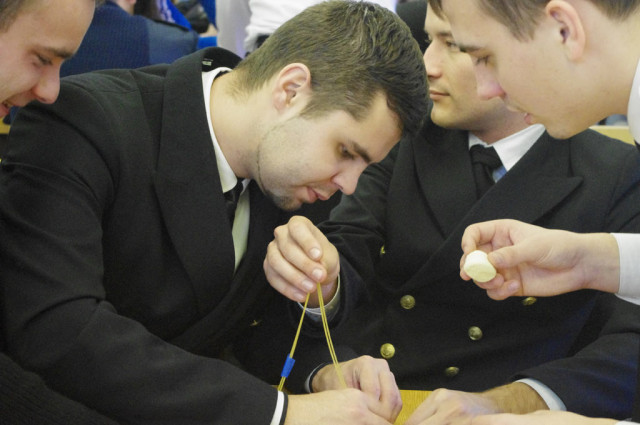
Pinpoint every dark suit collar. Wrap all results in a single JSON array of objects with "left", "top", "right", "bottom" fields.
[
  {"left": 474, "top": 131, "right": 582, "bottom": 224},
  {"left": 413, "top": 119, "right": 476, "bottom": 237},
  {"left": 153, "top": 48, "right": 247, "bottom": 314},
  {"left": 407, "top": 129, "right": 582, "bottom": 289},
  {"left": 156, "top": 48, "right": 241, "bottom": 185}
]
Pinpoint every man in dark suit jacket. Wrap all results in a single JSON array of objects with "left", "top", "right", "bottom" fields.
[
  {"left": 0, "top": 2, "right": 427, "bottom": 424},
  {"left": 262, "top": 3, "right": 640, "bottom": 422},
  {"left": 0, "top": 0, "right": 119, "bottom": 423}
]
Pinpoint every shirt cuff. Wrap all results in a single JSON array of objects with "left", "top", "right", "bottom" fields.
[
  {"left": 612, "top": 233, "right": 640, "bottom": 305},
  {"left": 516, "top": 378, "right": 566, "bottom": 411},
  {"left": 303, "top": 362, "right": 332, "bottom": 393},
  {"left": 299, "top": 275, "right": 341, "bottom": 322},
  {"left": 270, "top": 391, "right": 286, "bottom": 425}
]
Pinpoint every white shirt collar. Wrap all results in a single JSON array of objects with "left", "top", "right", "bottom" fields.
[
  {"left": 468, "top": 124, "right": 545, "bottom": 171},
  {"left": 201, "top": 67, "right": 248, "bottom": 193},
  {"left": 628, "top": 57, "right": 640, "bottom": 142}
]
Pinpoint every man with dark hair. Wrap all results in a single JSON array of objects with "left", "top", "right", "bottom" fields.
[
  {"left": 423, "top": 0, "right": 640, "bottom": 424},
  {"left": 0, "top": 2, "right": 427, "bottom": 424},
  {"left": 263, "top": 2, "right": 640, "bottom": 425}
]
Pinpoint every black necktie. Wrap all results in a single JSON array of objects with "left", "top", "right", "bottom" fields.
[
  {"left": 469, "top": 145, "right": 502, "bottom": 198},
  {"left": 224, "top": 180, "right": 243, "bottom": 224}
]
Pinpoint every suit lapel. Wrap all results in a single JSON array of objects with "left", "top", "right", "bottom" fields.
[
  {"left": 170, "top": 182, "right": 284, "bottom": 353},
  {"left": 413, "top": 121, "right": 477, "bottom": 237},
  {"left": 405, "top": 132, "right": 583, "bottom": 290},
  {"left": 153, "top": 49, "right": 242, "bottom": 315}
]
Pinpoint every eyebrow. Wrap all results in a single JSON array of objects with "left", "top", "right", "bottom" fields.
[
  {"left": 424, "top": 28, "right": 452, "bottom": 39},
  {"left": 350, "top": 141, "right": 373, "bottom": 164},
  {"left": 457, "top": 44, "right": 482, "bottom": 54},
  {"left": 436, "top": 30, "right": 453, "bottom": 38},
  {"left": 43, "top": 46, "right": 76, "bottom": 61}
]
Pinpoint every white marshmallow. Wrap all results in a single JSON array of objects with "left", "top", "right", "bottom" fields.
[{"left": 463, "top": 250, "right": 497, "bottom": 283}]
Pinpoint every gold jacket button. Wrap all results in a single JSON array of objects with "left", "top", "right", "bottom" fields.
[
  {"left": 522, "top": 297, "right": 537, "bottom": 306},
  {"left": 379, "top": 245, "right": 386, "bottom": 257},
  {"left": 380, "top": 343, "right": 396, "bottom": 359},
  {"left": 468, "top": 326, "right": 483, "bottom": 341},
  {"left": 444, "top": 366, "right": 460, "bottom": 377},
  {"left": 400, "top": 295, "right": 416, "bottom": 310}
]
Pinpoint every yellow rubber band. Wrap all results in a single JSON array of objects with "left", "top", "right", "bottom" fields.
[
  {"left": 277, "top": 283, "right": 346, "bottom": 391},
  {"left": 317, "top": 282, "right": 346, "bottom": 388},
  {"left": 277, "top": 295, "right": 309, "bottom": 391}
]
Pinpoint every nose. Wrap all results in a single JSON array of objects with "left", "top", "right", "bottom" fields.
[
  {"left": 423, "top": 43, "right": 442, "bottom": 80},
  {"left": 333, "top": 163, "right": 367, "bottom": 196},
  {"left": 32, "top": 65, "right": 62, "bottom": 104},
  {"left": 474, "top": 65, "right": 505, "bottom": 100}
]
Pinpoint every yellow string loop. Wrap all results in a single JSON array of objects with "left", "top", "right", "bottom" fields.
[{"left": 277, "top": 282, "right": 346, "bottom": 391}]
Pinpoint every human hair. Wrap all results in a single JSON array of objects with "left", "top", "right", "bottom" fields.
[
  {"left": 134, "top": 0, "right": 161, "bottom": 20},
  {"left": 0, "top": 0, "right": 39, "bottom": 32},
  {"left": 0, "top": 0, "right": 104, "bottom": 33},
  {"left": 232, "top": 0, "right": 428, "bottom": 140},
  {"left": 428, "top": 0, "right": 640, "bottom": 40}
]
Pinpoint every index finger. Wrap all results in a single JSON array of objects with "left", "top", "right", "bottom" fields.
[
  {"left": 460, "top": 220, "right": 501, "bottom": 255},
  {"left": 356, "top": 365, "right": 402, "bottom": 420},
  {"left": 286, "top": 215, "right": 324, "bottom": 261},
  {"left": 460, "top": 221, "right": 502, "bottom": 275},
  {"left": 362, "top": 389, "right": 400, "bottom": 425},
  {"left": 377, "top": 371, "right": 402, "bottom": 422}
]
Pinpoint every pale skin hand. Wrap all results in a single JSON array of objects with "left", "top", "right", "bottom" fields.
[
  {"left": 471, "top": 411, "right": 617, "bottom": 425},
  {"left": 404, "top": 383, "right": 547, "bottom": 425},
  {"left": 459, "top": 219, "right": 620, "bottom": 300},
  {"left": 311, "top": 356, "right": 403, "bottom": 423},
  {"left": 285, "top": 388, "right": 396, "bottom": 425},
  {"left": 264, "top": 215, "right": 340, "bottom": 306}
]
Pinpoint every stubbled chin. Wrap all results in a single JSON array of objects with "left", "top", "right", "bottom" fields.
[
  {"left": 267, "top": 192, "right": 302, "bottom": 211},
  {"left": 280, "top": 200, "right": 304, "bottom": 211}
]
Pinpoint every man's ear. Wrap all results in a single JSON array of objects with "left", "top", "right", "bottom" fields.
[
  {"left": 545, "top": 0, "right": 586, "bottom": 61},
  {"left": 272, "top": 63, "right": 312, "bottom": 112}
]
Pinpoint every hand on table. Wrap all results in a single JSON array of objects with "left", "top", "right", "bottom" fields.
[
  {"left": 471, "top": 411, "right": 617, "bottom": 425},
  {"left": 459, "top": 219, "right": 620, "bottom": 300},
  {"left": 311, "top": 356, "right": 402, "bottom": 422},
  {"left": 403, "top": 388, "right": 500, "bottom": 425},
  {"left": 286, "top": 387, "right": 399, "bottom": 425},
  {"left": 264, "top": 215, "right": 340, "bottom": 306},
  {"left": 404, "top": 383, "right": 547, "bottom": 425}
]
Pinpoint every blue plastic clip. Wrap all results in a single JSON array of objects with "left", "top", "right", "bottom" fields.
[{"left": 280, "top": 354, "right": 296, "bottom": 378}]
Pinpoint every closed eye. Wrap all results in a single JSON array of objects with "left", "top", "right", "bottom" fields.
[
  {"left": 36, "top": 54, "right": 52, "bottom": 66},
  {"left": 340, "top": 145, "right": 356, "bottom": 160},
  {"left": 474, "top": 55, "right": 489, "bottom": 65},
  {"left": 445, "top": 40, "right": 460, "bottom": 51}
]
